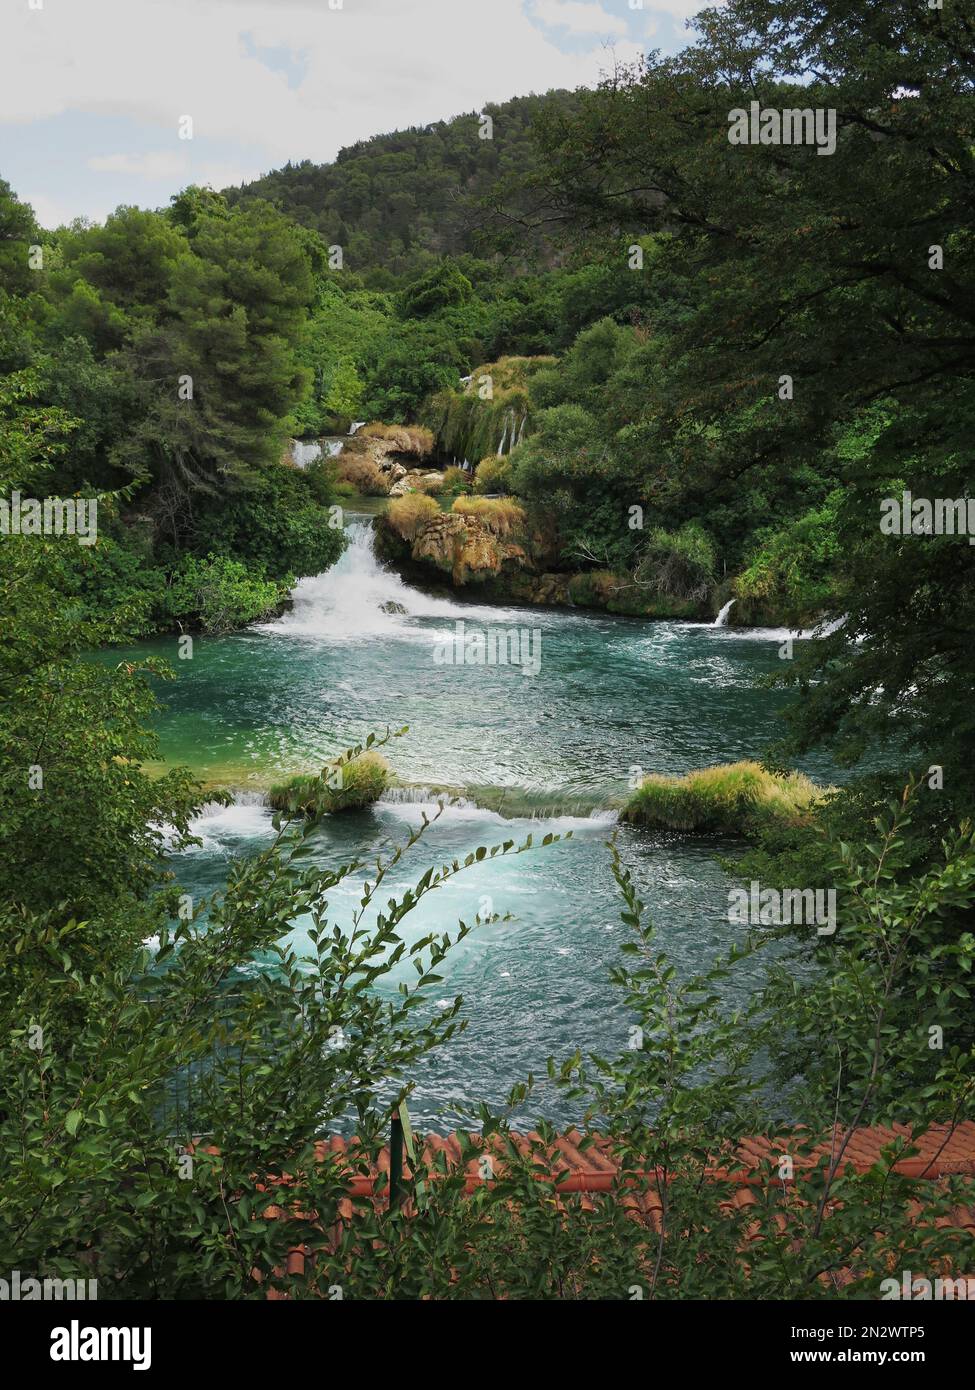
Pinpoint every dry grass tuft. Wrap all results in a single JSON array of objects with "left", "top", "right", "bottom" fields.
[
  {"left": 386, "top": 493, "right": 441, "bottom": 541},
  {"left": 451, "top": 495, "right": 526, "bottom": 538}
]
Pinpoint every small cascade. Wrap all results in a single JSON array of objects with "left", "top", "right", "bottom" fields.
[
  {"left": 348, "top": 421, "right": 366, "bottom": 436},
  {"left": 712, "top": 599, "right": 736, "bottom": 627},
  {"left": 291, "top": 439, "right": 322, "bottom": 468},
  {"left": 379, "top": 786, "right": 473, "bottom": 808},
  {"left": 292, "top": 438, "right": 345, "bottom": 468},
  {"left": 497, "top": 417, "right": 509, "bottom": 457}
]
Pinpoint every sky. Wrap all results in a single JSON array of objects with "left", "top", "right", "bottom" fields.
[{"left": 0, "top": 0, "right": 706, "bottom": 228}]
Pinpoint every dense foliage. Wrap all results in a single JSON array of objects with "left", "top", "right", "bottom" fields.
[
  {"left": 0, "top": 181, "right": 345, "bottom": 635},
  {"left": 0, "top": 0, "right": 972, "bottom": 1302}
]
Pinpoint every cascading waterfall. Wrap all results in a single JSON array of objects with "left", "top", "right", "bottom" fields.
[
  {"left": 259, "top": 518, "right": 523, "bottom": 641},
  {"left": 713, "top": 599, "right": 736, "bottom": 627}
]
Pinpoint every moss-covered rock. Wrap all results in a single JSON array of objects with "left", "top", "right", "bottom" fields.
[
  {"left": 621, "top": 761, "right": 828, "bottom": 835},
  {"left": 268, "top": 751, "right": 390, "bottom": 818}
]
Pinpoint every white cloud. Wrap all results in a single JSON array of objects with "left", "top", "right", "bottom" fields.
[
  {"left": 88, "top": 152, "right": 190, "bottom": 179},
  {"left": 18, "top": 191, "right": 78, "bottom": 230},
  {"left": 0, "top": 0, "right": 645, "bottom": 163},
  {"left": 528, "top": 1, "right": 628, "bottom": 38}
]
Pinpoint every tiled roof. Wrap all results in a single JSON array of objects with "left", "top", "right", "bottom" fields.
[
  {"left": 243, "top": 1122, "right": 975, "bottom": 1294},
  {"left": 306, "top": 1120, "right": 975, "bottom": 1195}
]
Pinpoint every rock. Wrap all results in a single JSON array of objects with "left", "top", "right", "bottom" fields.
[
  {"left": 411, "top": 513, "right": 502, "bottom": 585},
  {"left": 379, "top": 600, "right": 407, "bottom": 615},
  {"left": 388, "top": 481, "right": 410, "bottom": 497}
]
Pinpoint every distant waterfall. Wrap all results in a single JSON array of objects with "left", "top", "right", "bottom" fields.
[
  {"left": 291, "top": 438, "right": 345, "bottom": 468},
  {"left": 291, "top": 439, "right": 322, "bottom": 467},
  {"left": 713, "top": 599, "right": 736, "bottom": 627}
]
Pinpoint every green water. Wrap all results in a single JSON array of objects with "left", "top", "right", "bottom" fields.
[{"left": 141, "top": 518, "right": 831, "bottom": 1128}]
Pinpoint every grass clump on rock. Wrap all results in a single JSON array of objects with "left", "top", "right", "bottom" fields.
[
  {"left": 621, "top": 761, "right": 826, "bottom": 835},
  {"left": 386, "top": 493, "right": 440, "bottom": 542},
  {"left": 268, "top": 750, "right": 390, "bottom": 818},
  {"left": 451, "top": 495, "right": 525, "bottom": 537}
]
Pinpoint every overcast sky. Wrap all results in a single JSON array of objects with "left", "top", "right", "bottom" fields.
[{"left": 0, "top": 0, "right": 705, "bottom": 228}]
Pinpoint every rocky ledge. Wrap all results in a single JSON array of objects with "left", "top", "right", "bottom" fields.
[{"left": 375, "top": 511, "right": 707, "bottom": 619}]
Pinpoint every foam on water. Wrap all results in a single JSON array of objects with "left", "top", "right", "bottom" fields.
[
  {"left": 258, "top": 520, "right": 528, "bottom": 642},
  {"left": 182, "top": 798, "right": 273, "bottom": 852}
]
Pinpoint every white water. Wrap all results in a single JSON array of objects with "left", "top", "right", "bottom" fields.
[
  {"left": 291, "top": 437, "right": 345, "bottom": 468},
  {"left": 258, "top": 519, "right": 526, "bottom": 642},
  {"left": 713, "top": 598, "right": 736, "bottom": 626}
]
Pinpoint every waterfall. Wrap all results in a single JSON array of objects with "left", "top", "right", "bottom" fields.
[
  {"left": 713, "top": 599, "right": 736, "bottom": 627},
  {"left": 258, "top": 519, "right": 524, "bottom": 642},
  {"left": 497, "top": 417, "right": 508, "bottom": 457},
  {"left": 291, "top": 439, "right": 322, "bottom": 468},
  {"left": 348, "top": 421, "right": 366, "bottom": 436},
  {"left": 292, "top": 438, "right": 345, "bottom": 468}
]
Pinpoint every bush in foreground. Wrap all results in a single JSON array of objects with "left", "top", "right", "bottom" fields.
[{"left": 621, "top": 760, "right": 827, "bottom": 834}]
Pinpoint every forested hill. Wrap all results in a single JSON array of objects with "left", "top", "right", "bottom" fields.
[{"left": 223, "top": 90, "right": 576, "bottom": 280}]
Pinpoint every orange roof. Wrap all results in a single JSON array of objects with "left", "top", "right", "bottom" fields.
[
  {"left": 246, "top": 1122, "right": 975, "bottom": 1295},
  {"left": 304, "top": 1120, "right": 975, "bottom": 1192}
]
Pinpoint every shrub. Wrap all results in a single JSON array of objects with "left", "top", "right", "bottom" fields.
[
  {"left": 268, "top": 750, "right": 391, "bottom": 817},
  {"left": 621, "top": 761, "right": 827, "bottom": 834},
  {"left": 192, "top": 463, "right": 346, "bottom": 581},
  {"left": 386, "top": 493, "right": 440, "bottom": 542},
  {"left": 451, "top": 495, "right": 526, "bottom": 538},
  {"left": 337, "top": 455, "right": 389, "bottom": 496},
  {"left": 634, "top": 523, "right": 716, "bottom": 604},
  {"left": 357, "top": 422, "right": 434, "bottom": 458},
  {"left": 441, "top": 465, "right": 469, "bottom": 495},
  {"left": 473, "top": 455, "right": 512, "bottom": 495},
  {"left": 164, "top": 554, "right": 283, "bottom": 634},
  {"left": 733, "top": 493, "right": 843, "bottom": 624},
  {"left": 413, "top": 473, "right": 444, "bottom": 496}
]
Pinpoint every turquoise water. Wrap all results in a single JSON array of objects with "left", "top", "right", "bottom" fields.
[{"left": 143, "top": 518, "right": 832, "bottom": 1128}]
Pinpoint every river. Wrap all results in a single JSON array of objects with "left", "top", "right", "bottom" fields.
[{"left": 143, "top": 511, "right": 833, "bottom": 1129}]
